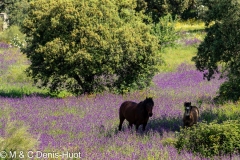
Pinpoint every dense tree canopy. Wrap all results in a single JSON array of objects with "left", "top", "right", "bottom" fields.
[
  {"left": 192, "top": 0, "right": 240, "bottom": 102},
  {"left": 0, "top": 0, "right": 13, "bottom": 12},
  {"left": 21, "top": 0, "right": 162, "bottom": 95},
  {"left": 137, "top": 0, "right": 195, "bottom": 23},
  {"left": 1, "top": 0, "right": 201, "bottom": 27},
  {"left": 0, "top": 0, "right": 30, "bottom": 26}
]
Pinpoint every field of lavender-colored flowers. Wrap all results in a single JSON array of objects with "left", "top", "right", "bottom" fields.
[{"left": 1, "top": 41, "right": 239, "bottom": 160}]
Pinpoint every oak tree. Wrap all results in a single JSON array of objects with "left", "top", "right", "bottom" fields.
[
  {"left": 192, "top": 0, "right": 240, "bottom": 102},
  {"left": 21, "top": 0, "right": 162, "bottom": 95}
]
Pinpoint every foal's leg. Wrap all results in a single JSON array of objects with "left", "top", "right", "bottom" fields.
[{"left": 118, "top": 114, "right": 125, "bottom": 131}]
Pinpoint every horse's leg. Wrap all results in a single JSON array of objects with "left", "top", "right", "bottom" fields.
[
  {"left": 118, "top": 114, "right": 125, "bottom": 131},
  {"left": 128, "top": 123, "right": 133, "bottom": 129},
  {"left": 142, "top": 123, "right": 147, "bottom": 131},
  {"left": 135, "top": 123, "right": 140, "bottom": 131}
]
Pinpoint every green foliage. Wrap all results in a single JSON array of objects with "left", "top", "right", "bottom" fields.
[
  {"left": 0, "top": 0, "right": 30, "bottom": 26},
  {"left": 192, "top": 0, "right": 240, "bottom": 102},
  {"left": 10, "top": 35, "right": 25, "bottom": 48},
  {"left": 180, "top": 0, "right": 209, "bottom": 20},
  {"left": 21, "top": 0, "right": 161, "bottom": 95},
  {"left": 201, "top": 103, "right": 240, "bottom": 124},
  {"left": 176, "top": 120, "right": 240, "bottom": 157},
  {"left": 180, "top": 0, "right": 198, "bottom": 20},
  {"left": 200, "top": 0, "right": 239, "bottom": 25},
  {"left": 217, "top": 77, "right": 240, "bottom": 103},
  {"left": 139, "top": 0, "right": 192, "bottom": 23},
  {"left": 161, "top": 137, "right": 177, "bottom": 146},
  {"left": 216, "top": 103, "right": 240, "bottom": 122},
  {"left": 0, "top": 18, "right": 3, "bottom": 32},
  {"left": 152, "top": 14, "right": 179, "bottom": 49},
  {"left": 0, "top": 25, "right": 26, "bottom": 46},
  {"left": 0, "top": 120, "right": 39, "bottom": 159},
  {"left": 0, "top": 0, "right": 12, "bottom": 12}
]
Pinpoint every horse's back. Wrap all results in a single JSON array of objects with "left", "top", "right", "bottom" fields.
[
  {"left": 119, "top": 101, "right": 137, "bottom": 117},
  {"left": 120, "top": 101, "right": 137, "bottom": 110}
]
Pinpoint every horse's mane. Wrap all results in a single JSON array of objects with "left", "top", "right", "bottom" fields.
[
  {"left": 137, "top": 97, "right": 154, "bottom": 108},
  {"left": 137, "top": 101, "right": 143, "bottom": 108},
  {"left": 144, "top": 97, "right": 154, "bottom": 105}
]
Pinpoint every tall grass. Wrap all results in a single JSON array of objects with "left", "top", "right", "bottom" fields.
[
  {"left": 0, "top": 120, "right": 39, "bottom": 158},
  {"left": 0, "top": 106, "right": 39, "bottom": 159}
]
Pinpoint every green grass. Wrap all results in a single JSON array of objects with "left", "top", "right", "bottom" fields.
[
  {"left": 156, "top": 19, "right": 207, "bottom": 73},
  {"left": 175, "top": 19, "right": 205, "bottom": 31},
  {"left": 0, "top": 46, "right": 73, "bottom": 98},
  {"left": 158, "top": 46, "right": 197, "bottom": 72},
  {"left": 0, "top": 84, "right": 48, "bottom": 98},
  {"left": 0, "top": 83, "right": 73, "bottom": 98}
]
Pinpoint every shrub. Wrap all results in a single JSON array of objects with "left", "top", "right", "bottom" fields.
[
  {"left": 152, "top": 14, "right": 179, "bottom": 49},
  {"left": 0, "top": 25, "right": 26, "bottom": 47},
  {"left": 200, "top": 102, "right": 240, "bottom": 124},
  {"left": 175, "top": 120, "right": 240, "bottom": 158},
  {"left": 216, "top": 77, "right": 240, "bottom": 103}
]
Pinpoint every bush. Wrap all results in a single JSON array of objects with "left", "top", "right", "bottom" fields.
[
  {"left": 152, "top": 14, "right": 179, "bottom": 49},
  {"left": 200, "top": 103, "right": 240, "bottom": 124},
  {"left": 0, "top": 25, "right": 26, "bottom": 47},
  {"left": 215, "top": 77, "right": 240, "bottom": 103},
  {"left": 175, "top": 120, "right": 240, "bottom": 158}
]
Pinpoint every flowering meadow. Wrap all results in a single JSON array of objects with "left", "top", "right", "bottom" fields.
[{"left": 1, "top": 41, "right": 240, "bottom": 159}]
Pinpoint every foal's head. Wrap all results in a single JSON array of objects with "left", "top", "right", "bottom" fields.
[
  {"left": 144, "top": 97, "right": 154, "bottom": 117},
  {"left": 184, "top": 102, "right": 192, "bottom": 116}
]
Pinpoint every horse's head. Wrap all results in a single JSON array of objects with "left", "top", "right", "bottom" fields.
[
  {"left": 144, "top": 97, "right": 154, "bottom": 117},
  {"left": 184, "top": 102, "right": 192, "bottom": 116}
]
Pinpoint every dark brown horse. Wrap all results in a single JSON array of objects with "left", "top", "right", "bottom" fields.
[
  {"left": 118, "top": 97, "right": 154, "bottom": 131},
  {"left": 183, "top": 102, "right": 199, "bottom": 127}
]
